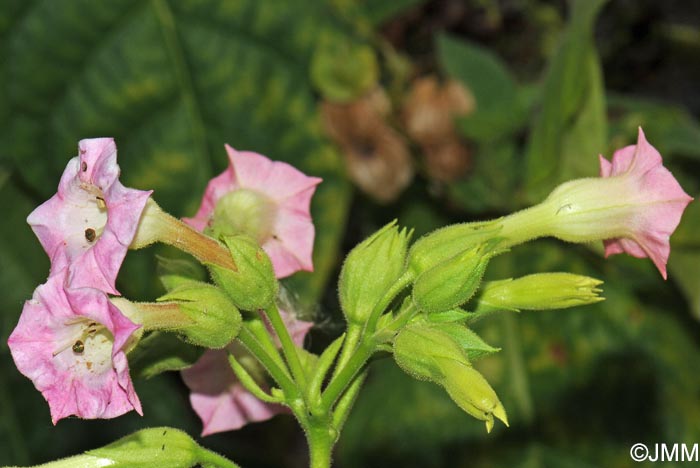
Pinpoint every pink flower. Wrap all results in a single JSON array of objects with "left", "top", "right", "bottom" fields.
[
  {"left": 182, "top": 310, "right": 312, "bottom": 435},
  {"left": 599, "top": 128, "right": 693, "bottom": 278},
  {"left": 184, "top": 145, "right": 322, "bottom": 278},
  {"left": 7, "top": 270, "right": 142, "bottom": 424},
  {"left": 27, "top": 138, "right": 152, "bottom": 294}
]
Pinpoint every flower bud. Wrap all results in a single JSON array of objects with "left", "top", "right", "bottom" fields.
[
  {"left": 407, "top": 220, "right": 503, "bottom": 276},
  {"left": 436, "top": 358, "right": 508, "bottom": 433},
  {"left": 208, "top": 235, "right": 278, "bottom": 311},
  {"left": 393, "top": 324, "right": 468, "bottom": 383},
  {"left": 157, "top": 281, "right": 242, "bottom": 349},
  {"left": 476, "top": 273, "right": 604, "bottom": 312},
  {"left": 339, "top": 221, "right": 411, "bottom": 325},
  {"left": 87, "top": 427, "right": 199, "bottom": 468},
  {"left": 412, "top": 243, "right": 498, "bottom": 314}
]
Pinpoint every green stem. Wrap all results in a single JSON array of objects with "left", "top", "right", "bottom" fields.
[
  {"left": 237, "top": 326, "right": 298, "bottom": 399},
  {"left": 307, "top": 423, "right": 334, "bottom": 468},
  {"left": 320, "top": 339, "right": 374, "bottom": 413},
  {"left": 331, "top": 323, "right": 362, "bottom": 380},
  {"left": 265, "top": 302, "right": 308, "bottom": 388},
  {"left": 247, "top": 318, "right": 288, "bottom": 372},
  {"left": 499, "top": 202, "right": 551, "bottom": 248},
  {"left": 332, "top": 371, "right": 367, "bottom": 433}
]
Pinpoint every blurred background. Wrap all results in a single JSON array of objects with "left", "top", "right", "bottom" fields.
[{"left": 1, "top": 0, "right": 700, "bottom": 467}]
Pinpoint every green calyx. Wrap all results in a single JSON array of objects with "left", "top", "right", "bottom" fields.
[
  {"left": 407, "top": 220, "right": 503, "bottom": 276},
  {"left": 412, "top": 242, "right": 502, "bottom": 314},
  {"left": 158, "top": 280, "right": 242, "bottom": 349},
  {"left": 339, "top": 220, "right": 412, "bottom": 325},
  {"left": 208, "top": 234, "right": 278, "bottom": 311}
]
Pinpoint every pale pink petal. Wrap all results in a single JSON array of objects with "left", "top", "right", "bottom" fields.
[
  {"left": 226, "top": 146, "right": 323, "bottom": 202},
  {"left": 266, "top": 208, "right": 316, "bottom": 277},
  {"left": 185, "top": 145, "right": 321, "bottom": 278},
  {"left": 181, "top": 310, "right": 312, "bottom": 435},
  {"left": 599, "top": 127, "right": 693, "bottom": 278},
  {"left": 183, "top": 168, "right": 237, "bottom": 231},
  {"left": 7, "top": 270, "right": 141, "bottom": 424},
  {"left": 598, "top": 155, "right": 612, "bottom": 177},
  {"left": 27, "top": 138, "right": 152, "bottom": 294},
  {"left": 181, "top": 350, "right": 285, "bottom": 436}
]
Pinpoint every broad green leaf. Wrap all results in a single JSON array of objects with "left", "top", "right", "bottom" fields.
[
  {"left": 668, "top": 201, "right": 700, "bottom": 319},
  {"left": 351, "top": 0, "right": 426, "bottom": 26},
  {"left": 448, "top": 140, "right": 518, "bottom": 213},
  {"left": 523, "top": 0, "right": 608, "bottom": 201},
  {"left": 438, "top": 33, "right": 520, "bottom": 142},
  {"left": 608, "top": 94, "right": 700, "bottom": 161},
  {"left": 0, "top": 173, "right": 49, "bottom": 352}
]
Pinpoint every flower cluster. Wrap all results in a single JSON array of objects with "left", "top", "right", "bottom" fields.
[
  {"left": 10, "top": 138, "right": 149, "bottom": 422},
  {"left": 6, "top": 128, "right": 692, "bottom": 445},
  {"left": 9, "top": 139, "right": 319, "bottom": 430}
]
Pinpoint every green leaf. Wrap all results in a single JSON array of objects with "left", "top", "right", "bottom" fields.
[
  {"left": 448, "top": 140, "right": 518, "bottom": 213},
  {"left": 523, "top": 0, "right": 609, "bottom": 201},
  {"left": 128, "top": 331, "right": 204, "bottom": 379},
  {"left": 608, "top": 94, "right": 700, "bottom": 161},
  {"left": 351, "top": 0, "right": 426, "bottom": 25},
  {"left": 668, "top": 201, "right": 700, "bottom": 319},
  {"left": 437, "top": 33, "right": 520, "bottom": 142}
]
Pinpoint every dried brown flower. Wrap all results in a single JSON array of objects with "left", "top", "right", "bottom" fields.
[{"left": 321, "top": 89, "right": 414, "bottom": 203}]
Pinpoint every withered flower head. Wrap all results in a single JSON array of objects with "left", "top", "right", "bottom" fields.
[{"left": 322, "top": 89, "right": 414, "bottom": 203}]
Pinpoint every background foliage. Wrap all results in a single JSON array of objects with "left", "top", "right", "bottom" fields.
[{"left": 1, "top": 0, "right": 699, "bottom": 467}]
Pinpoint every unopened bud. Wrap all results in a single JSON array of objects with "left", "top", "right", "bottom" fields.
[
  {"left": 413, "top": 243, "right": 499, "bottom": 314},
  {"left": 87, "top": 427, "right": 199, "bottom": 468},
  {"left": 393, "top": 324, "right": 468, "bottom": 383},
  {"left": 436, "top": 358, "right": 508, "bottom": 433},
  {"left": 477, "top": 273, "right": 604, "bottom": 312},
  {"left": 407, "top": 220, "right": 503, "bottom": 276},
  {"left": 208, "top": 235, "right": 278, "bottom": 311},
  {"left": 158, "top": 281, "right": 242, "bottom": 349},
  {"left": 339, "top": 221, "right": 411, "bottom": 325}
]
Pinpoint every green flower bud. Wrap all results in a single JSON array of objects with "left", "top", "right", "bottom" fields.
[
  {"left": 393, "top": 324, "right": 468, "bottom": 382},
  {"left": 339, "top": 221, "right": 411, "bottom": 325},
  {"left": 436, "top": 358, "right": 508, "bottom": 433},
  {"left": 476, "top": 273, "right": 604, "bottom": 312},
  {"left": 413, "top": 243, "right": 498, "bottom": 314},
  {"left": 87, "top": 427, "right": 199, "bottom": 468},
  {"left": 208, "top": 235, "right": 278, "bottom": 311},
  {"left": 159, "top": 280, "right": 242, "bottom": 349},
  {"left": 407, "top": 220, "right": 502, "bottom": 276}
]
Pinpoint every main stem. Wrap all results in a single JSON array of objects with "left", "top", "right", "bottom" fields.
[{"left": 307, "top": 424, "right": 334, "bottom": 468}]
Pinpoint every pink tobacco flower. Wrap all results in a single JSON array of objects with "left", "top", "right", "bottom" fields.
[
  {"left": 27, "top": 138, "right": 152, "bottom": 294},
  {"left": 533, "top": 127, "right": 693, "bottom": 279},
  {"left": 598, "top": 128, "right": 693, "bottom": 278},
  {"left": 182, "top": 310, "right": 312, "bottom": 435},
  {"left": 7, "top": 270, "right": 142, "bottom": 424},
  {"left": 184, "top": 145, "right": 322, "bottom": 278}
]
